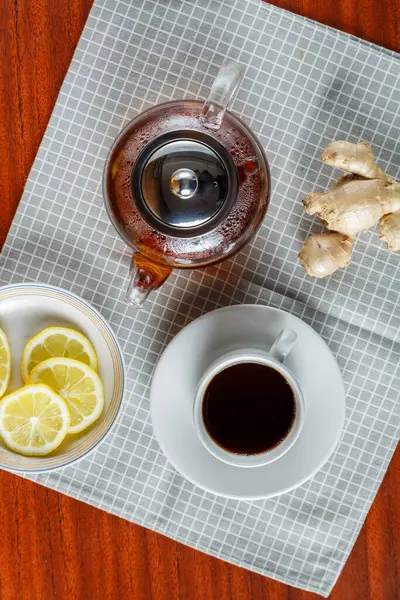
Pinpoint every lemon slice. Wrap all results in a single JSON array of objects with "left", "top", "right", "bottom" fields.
[
  {"left": 0, "top": 328, "right": 11, "bottom": 398},
  {"left": 0, "top": 384, "right": 70, "bottom": 456},
  {"left": 28, "top": 358, "right": 104, "bottom": 434},
  {"left": 21, "top": 326, "right": 98, "bottom": 383}
]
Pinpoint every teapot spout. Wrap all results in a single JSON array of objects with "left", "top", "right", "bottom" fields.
[{"left": 127, "top": 253, "right": 172, "bottom": 308}]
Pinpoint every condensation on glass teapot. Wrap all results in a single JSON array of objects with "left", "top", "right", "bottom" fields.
[{"left": 103, "top": 62, "right": 270, "bottom": 307}]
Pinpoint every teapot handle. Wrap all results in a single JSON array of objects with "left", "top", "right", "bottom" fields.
[
  {"left": 127, "top": 252, "right": 172, "bottom": 308},
  {"left": 200, "top": 61, "right": 245, "bottom": 131}
]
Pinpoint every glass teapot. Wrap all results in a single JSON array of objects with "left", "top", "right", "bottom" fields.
[{"left": 103, "top": 62, "right": 270, "bottom": 307}]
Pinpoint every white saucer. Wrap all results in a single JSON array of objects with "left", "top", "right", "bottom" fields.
[{"left": 151, "top": 305, "right": 345, "bottom": 500}]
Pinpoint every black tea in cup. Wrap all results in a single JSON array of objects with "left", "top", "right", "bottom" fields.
[{"left": 202, "top": 362, "right": 296, "bottom": 455}]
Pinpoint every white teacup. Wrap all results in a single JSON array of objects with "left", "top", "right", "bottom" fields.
[{"left": 193, "top": 329, "right": 305, "bottom": 468}]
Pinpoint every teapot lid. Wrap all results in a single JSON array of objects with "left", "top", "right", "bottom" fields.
[{"left": 132, "top": 131, "right": 238, "bottom": 237}]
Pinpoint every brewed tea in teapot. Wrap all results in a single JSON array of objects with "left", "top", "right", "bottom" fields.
[{"left": 104, "top": 62, "right": 270, "bottom": 306}]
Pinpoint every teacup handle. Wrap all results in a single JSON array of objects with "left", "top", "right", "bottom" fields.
[
  {"left": 269, "top": 328, "right": 297, "bottom": 363},
  {"left": 200, "top": 61, "right": 245, "bottom": 131}
]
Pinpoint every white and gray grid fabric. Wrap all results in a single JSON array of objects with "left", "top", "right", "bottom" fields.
[{"left": 1, "top": 0, "right": 399, "bottom": 595}]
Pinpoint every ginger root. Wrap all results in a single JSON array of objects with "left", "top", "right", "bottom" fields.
[
  {"left": 299, "top": 233, "right": 353, "bottom": 278},
  {"left": 380, "top": 212, "right": 400, "bottom": 252},
  {"left": 303, "top": 177, "right": 400, "bottom": 236},
  {"left": 379, "top": 177, "right": 400, "bottom": 215},
  {"left": 299, "top": 140, "right": 400, "bottom": 277},
  {"left": 303, "top": 178, "right": 386, "bottom": 235},
  {"left": 322, "top": 140, "right": 387, "bottom": 181}
]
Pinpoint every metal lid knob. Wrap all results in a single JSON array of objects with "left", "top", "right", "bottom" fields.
[{"left": 170, "top": 168, "right": 199, "bottom": 199}]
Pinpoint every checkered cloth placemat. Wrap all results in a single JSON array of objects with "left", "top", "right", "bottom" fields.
[{"left": 1, "top": 0, "right": 399, "bottom": 595}]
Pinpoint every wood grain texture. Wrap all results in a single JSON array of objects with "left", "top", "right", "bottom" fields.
[
  {"left": 0, "top": 1, "right": 399, "bottom": 598},
  {"left": 267, "top": 0, "right": 400, "bottom": 52}
]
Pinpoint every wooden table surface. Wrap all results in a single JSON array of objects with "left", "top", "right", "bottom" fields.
[{"left": 0, "top": 1, "right": 399, "bottom": 598}]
